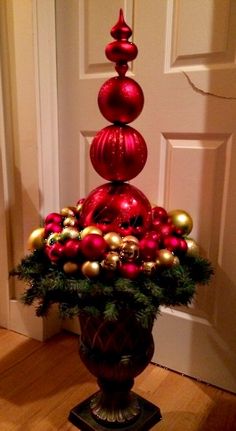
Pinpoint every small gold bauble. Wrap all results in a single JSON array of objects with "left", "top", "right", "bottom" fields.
[
  {"left": 27, "top": 227, "right": 45, "bottom": 250},
  {"left": 120, "top": 241, "right": 139, "bottom": 261},
  {"left": 63, "top": 261, "right": 79, "bottom": 274},
  {"left": 104, "top": 232, "right": 122, "bottom": 250},
  {"left": 81, "top": 261, "right": 100, "bottom": 278},
  {"left": 168, "top": 209, "right": 193, "bottom": 235},
  {"left": 46, "top": 232, "right": 61, "bottom": 246},
  {"left": 141, "top": 261, "right": 156, "bottom": 276},
  {"left": 60, "top": 206, "right": 76, "bottom": 217},
  {"left": 80, "top": 226, "right": 103, "bottom": 239},
  {"left": 157, "top": 249, "right": 174, "bottom": 267},
  {"left": 121, "top": 235, "right": 139, "bottom": 244},
  {"left": 76, "top": 203, "right": 83, "bottom": 212},
  {"left": 172, "top": 255, "right": 180, "bottom": 266},
  {"left": 186, "top": 237, "right": 200, "bottom": 257},
  {"left": 61, "top": 227, "right": 80, "bottom": 239},
  {"left": 101, "top": 251, "right": 120, "bottom": 270},
  {"left": 63, "top": 216, "right": 78, "bottom": 227}
]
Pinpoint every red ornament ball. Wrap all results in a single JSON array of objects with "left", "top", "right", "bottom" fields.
[
  {"left": 46, "top": 242, "right": 64, "bottom": 262},
  {"left": 152, "top": 206, "right": 168, "bottom": 223},
  {"left": 44, "top": 222, "right": 62, "bottom": 237},
  {"left": 139, "top": 237, "right": 158, "bottom": 261},
  {"left": 119, "top": 262, "right": 140, "bottom": 279},
  {"left": 105, "top": 40, "right": 137, "bottom": 64},
  {"left": 64, "top": 239, "right": 81, "bottom": 259},
  {"left": 45, "top": 212, "right": 63, "bottom": 225},
  {"left": 80, "top": 182, "right": 152, "bottom": 238},
  {"left": 90, "top": 125, "right": 147, "bottom": 181},
  {"left": 98, "top": 76, "right": 144, "bottom": 124},
  {"left": 80, "top": 234, "right": 107, "bottom": 261}
]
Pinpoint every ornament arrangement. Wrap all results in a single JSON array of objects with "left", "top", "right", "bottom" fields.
[{"left": 12, "top": 10, "right": 213, "bottom": 328}]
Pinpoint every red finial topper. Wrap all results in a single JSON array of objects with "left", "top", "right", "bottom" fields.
[{"left": 105, "top": 9, "right": 138, "bottom": 76}]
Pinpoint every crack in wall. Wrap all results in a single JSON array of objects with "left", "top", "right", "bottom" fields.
[{"left": 183, "top": 72, "right": 236, "bottom": 100}]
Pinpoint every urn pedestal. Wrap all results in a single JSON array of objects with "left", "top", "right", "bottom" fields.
[{"left": 69, "top": 313, "right": 162, "bottom": 430}]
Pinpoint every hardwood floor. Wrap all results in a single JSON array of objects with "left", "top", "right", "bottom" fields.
[{"left": 0, "top": 328, "right": 235, "bottom": 431}]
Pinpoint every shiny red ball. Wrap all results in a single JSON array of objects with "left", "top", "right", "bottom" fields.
[
  {"left": 80, "top": 183, "right": 152, "bottom": 238},
  {"left": 80, "top": 234, "right": 107, "bottom": 261},
  {"left": 163, "top": 236, "right": 180, "bottom": 253},
  {"left": 119, "top": 262, "right": 140, "bottom": 279},
  {"left": 152, "top": 206, "right": 168, "bottom": 222},
  {"left": 139, "top": 237, "right": 158, "bottom": 261},
  {"left": 47, "top": 242, "right": 64, "bottom": 262},
  {"left": 44, "top": 223, "right": 62, "bottom": 237},
  {"left": 90, "top": 125, "right": 147, "bottom": 181},
  {"left": 98, "top": 76, "right": 144, "bottom": 124},
  {"left": 157, "top": 223, "right": 174, "bottom": 238},
  {"left": 144, "top": 230, "right": 161, "bottom": 244},
  {"left": 45, "top": 212, "right": 63, "bottom": 225},
  {"left": 64, "top": 239, "right": 81, "bottom": 259}
]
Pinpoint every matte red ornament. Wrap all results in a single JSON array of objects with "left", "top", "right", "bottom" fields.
[
  {"left": 119, "top": 262, "right": 140, "bottom": 279},
  {"left": 105, "top": 41, "right": 137, "bottom": 64},
  {"left": 110, "top": 9, "right": 132, "bottom": 40},
  {"left": 80, "top": 234, "right": 107, "bottom": 261},
  {"left": 98, "top": 76, "right": 144, "bottom": 124},
  {"left": 90, "top": 125, "right": 147, "bottom": 181},
  {"left": 45, "top": 212, "right": 63, "bottom": 225},
  {"left": 80, "top": 182, "right": 152, "bottom": 238}
]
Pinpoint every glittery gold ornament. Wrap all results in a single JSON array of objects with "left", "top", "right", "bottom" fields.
[
  {"left": 60, "top": 207, "right": 76, "bottom": 217},
  {"left": 63, "top": 261, "right": 79, "bottom": 274},
  {"left": 121, "top": 235, "right": 139, "bottom": 244},
  {"left": 81, "top": 261, "right": 100, "bottom": 277},
  {"left": 76, "top": 203, "right": 83, "bottom": 212},
  {"left": 156, "top": 249, "right": 174, "bottom": 267},
  {"left": 80, "top": 226, "right": 103, "bottom": 239},
  {"left": 104, "top": 232, "right": 122, "bottom": 250},
  {"left": 61, "top": 227, "right": 80, "bottom": 239},
  {"left": 186, "top": 237, "right": 200, "bottom": 257},
  {"left": 168, "top": 209, "right": 193, "bottom": 235},
  {"left": 120, "top": 241, "right": 139, "bottom": 261},
  {"left": 101, "top": 251, "right": 120, "bottom": 270},
  {"left": 27, "top": 227, "right": 45, "bottom": 250},
  {"left": 141, "top": 261, "right": 156, "bottom": 276},
  {"left": 46, "top": 232, "right": 61, "bottom": 246},
  {"left": 63, "top": 216, "right": 78, "bottom": 227}
]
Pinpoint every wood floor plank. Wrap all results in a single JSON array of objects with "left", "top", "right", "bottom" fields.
[{"left": 0, "top": 330, "right": 235, "bottom": 431}]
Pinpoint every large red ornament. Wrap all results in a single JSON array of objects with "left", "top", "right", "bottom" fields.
[
  {"left": 98, "top": 77, "right": 144, "bottom": 124},
  {"left": 90, "top": 125, "right": 147, "bottom": 181},
  {"left": 64, "top": 239, "right": 81, "bottom": 259},
  {"left": 80, "top": 183, "right": 152, "bottom": 238}
]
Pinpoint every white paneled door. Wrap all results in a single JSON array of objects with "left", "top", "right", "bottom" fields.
[{"left": 56, "top": 0, "right": 236, "bottom": 392}]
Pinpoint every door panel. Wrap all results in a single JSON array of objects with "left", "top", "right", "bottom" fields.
[{"left": 56, "top": 0, "right": 236, "bottom": 392}]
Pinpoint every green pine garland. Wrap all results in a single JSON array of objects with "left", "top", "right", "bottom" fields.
[{"left": 11, "top": 248, "right": 213, "bottom": 328}]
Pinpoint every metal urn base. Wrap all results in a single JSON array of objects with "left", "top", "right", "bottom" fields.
[
  {"left": 69, "top": 391, "right": 162, "bottom": 430},
  {"left": 68, "top": 313, "right": 162, "bottom": 430}
]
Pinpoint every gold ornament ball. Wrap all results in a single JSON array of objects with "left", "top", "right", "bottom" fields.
[
  {"left": 81, "top": 261, "right": 100, "bottom": 278},
  {"left": 157, "top": 249, "right": 174, "bottom": 267},
  {"left": 63, "top": 261, "right": 79, "bottom": 274},
  {"left": 168, "top": 209, "right": 193, "bottom": 235},
  {"left": 63, "top": 216, "right": 77, "bottom": 227},
  {"left": 120, "top": 241, "right": 139, "bottom": 261},
  {"left": 76, "top": 203, "right": 83, "bottom": 212},
  {"left": 101, "top": 251, "right": 120, "bottom": 270},
  {"left": 104, "top": 232, "right": 122, "bottom": 250},
  {"left": 46, "top": 232, "right": 61, "bottom": 246},
  {"left": 80, "top": 226, "right": 103, "bottom": 239},
  {"left": 61, "top": 227, "right": 80, "bottom": 239},
  {"left": 186, "top": 237, "right": 200, "bottom": 257},
  {"left": 121, "top": 235, "right": 139, "bottom": 244},
  {"left": 172, "top": 255, "right": 180, "bottom": 266},
  {"left": 60, "top": 206, "right": 76, "bottom": 217},
  {"left": 141, "top": 261, "right": 156, "bottom": 276},
  {"left": 27, "top": 227, "right": 45, "bottom": 250}
]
